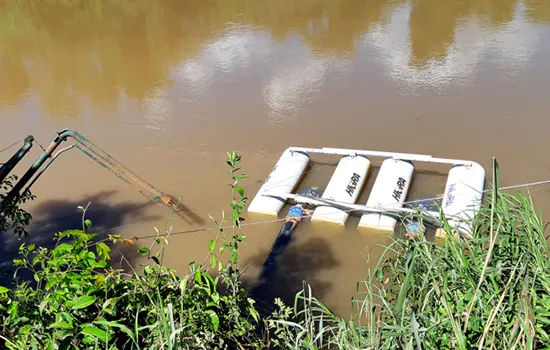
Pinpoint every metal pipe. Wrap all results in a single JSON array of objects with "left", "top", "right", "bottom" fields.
[
  {"left": 21, "top": 145, "right": 76, "bottom": 196},
  {"left": 7, "top": 133, "right": 66, "bottom": 199},
  {"left": 21, "top": 129, "right": 166, "bottom": 204},
  {"left": 2, "top": 128, "right": 174, "bottom": 227},
  {"left": 73, "top": 144, "right": 162, "bottom": 204},
  {"left": 268, "top": 192, "right": 443, "bottom": 226},
  {"left": 0, "top": 136, "right": 34, "bottom": 184},
  {"left": 288, "top": 146, "right": 472, "bottom": 166},
  {"left": 65, "top": 130, "right": 165, "bottom": 203}
]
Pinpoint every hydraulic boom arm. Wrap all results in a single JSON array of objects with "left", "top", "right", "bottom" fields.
[{"left": 0, "top": 129, "right": 176, "bottom": 208}]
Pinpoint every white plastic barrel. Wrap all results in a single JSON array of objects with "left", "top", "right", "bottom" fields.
[
  {"left": 248, "top": 149, "right": 310, "bottom": 217},
  {"left": 312, "top": 155, "right": 370, "bottom": 225},
  {"left": 358, "top": 159, "right": 414, "bottom": 232},
  {"left": 436, "top": 162, "right": 485, "bottom": 238}
]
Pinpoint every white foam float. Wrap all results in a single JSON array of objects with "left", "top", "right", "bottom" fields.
[
  {"left": 248, "top": 148, "right": 309, "bottom": 217},
  {"left": 436, "top": 162, "right": 485, "bottom": 238},
  {"left": 311, "top": 155, "right": 370, "bottom": 225},
  {"left": 358, "top": 158, "right": 414, "bottom": 232},
  {"left": 249, "top": 147, "right": 485, "bottom": 236}
]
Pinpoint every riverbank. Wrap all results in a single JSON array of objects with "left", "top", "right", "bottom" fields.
[{"left": 2, "top": 155, "right": 550, "bottom": 349}]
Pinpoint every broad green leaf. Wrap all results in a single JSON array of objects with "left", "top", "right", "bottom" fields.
[
  {"left": 46, "top": 278, "right": 58, "bottom": 290},
  {"left": 72, "top": 295, "right": 96, "bottom": 310},
  {"left": 138, "top": 247, "right": 149, "bottom": 256},
  {"left": 0, "top": 285, "right": 8, "bottom": 294},
  {"left": 8, "top": 300, "right": 18, "bottom": 318},
  {"left": 54, "top": 243, "right": 73, "bottom": 256},
  {"left": 96, "top": 242, "right": 111, "bottom": 260},
  {"left": 230, "top": 250, "right": 238, "bottom": 264},
  {"left": 234, "top": 174, "right": 247, "bottom": 181},
  {"left": 60, "top": 312, "right": 74, "bottom": 326},
  {"left": 210, "top": 254, "right": 217, "bottom": 268},
  {"left": 247, "top": 306, "right": 260, "bottom": 323},
  {"left": 204, "top": 272, "right": 216, "bottom": 293},
  {"left": 39, "top": 298, "right": 49, "bottom": 312},
  {"left": 208, "top": 239, "right": 216, "bottom": 252},
  {"left": 205, "top": 310, "right": 220, "bottom": 331},
  {"left": 151, "top": 256, "right": 160, "bottom": 265},
  {"left": 235, "top": 186, "right": 245, "bottom": 197},
  {"left": 45, "top": 340, "right": 55, "bottom": 350},
  {"left": 49, "top": 322, "right": 73, "bottom": 329},
  {"left": 94, "top": 319, "right": 136, "bottom": 342},
  {"left": 18, "top": 324, "right": 32, "bottom": 335},
  {"left": 32, "top": 254, "right": 41, "bottom": 266},
  {"left": 81, "top": 327, "right": 110, "bottom": 343},
  {"left": 194, "top": 270, "right": 201, "bottom": 284},
  {"left": 84, "top": 219, "right": 93, "bottom": 229},
  {"left": 102, "top": 298, "right": 117, "bottom": 312}
]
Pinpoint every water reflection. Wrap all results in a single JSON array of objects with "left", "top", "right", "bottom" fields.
[
  {"left": 263, "top": 53, "right": 351, "bottom": 122},
  {"left": 366, "top": 1, "right": 543, "bottom": 88},
  {"left": 172, "top": 28, "right": 274, "bottom": 92},
  {"left": 0, "top": 0, "right": 548, "bottom": 115},
  {"left": 408, "top": 0, "right": 517, "bottom": 67}
]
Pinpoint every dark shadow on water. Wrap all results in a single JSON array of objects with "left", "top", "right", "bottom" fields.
[
  {"left": 166, "top": 193, "right": 205, "bottom": 225},
  {"left": 243, "top": 227, "right": 339, "bottom": 317},
  {"left": 0, "top": 190, "right": 160, "bottom": 286}
]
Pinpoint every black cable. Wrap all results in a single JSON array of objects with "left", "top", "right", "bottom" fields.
[{"left": 0, "top": 140, "right": 21, "bottom": 154}]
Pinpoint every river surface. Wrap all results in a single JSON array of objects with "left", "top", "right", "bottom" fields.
[{"left": 1, "top": 0, "right": 550, "bottom": 316}]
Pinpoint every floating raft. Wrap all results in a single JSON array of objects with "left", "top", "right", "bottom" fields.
[{"left": 248, "top": 147, "right": 485, "bottom": 236}]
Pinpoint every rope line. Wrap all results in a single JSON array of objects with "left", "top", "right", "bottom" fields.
[
  {"left": 126, "top": 177, "right": 550, "bottom": 241},
  {"left": 131, "top": 217, "right": 289, "bottom": 240},
  {"left": 0, "top": 140, "right": 21, "bottom": 155},
  {"left": 23, "top": 159, "right": 342, "bottom": 229},
  {"left": 17, "top": 143, "right": 550, "bottom": 242},
  {"left": 21, "top": 176, "right": 550, "bottom": 240},
  {"left": 400, "top": 179, "right": 550, "bottom": 206},
  {"left": 35, "top": 140, "right": 47, "bottom": 153}
]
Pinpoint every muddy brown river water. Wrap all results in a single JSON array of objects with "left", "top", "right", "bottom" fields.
[{"left": 1, "top": 0, "right": 550, "bottom": 316}]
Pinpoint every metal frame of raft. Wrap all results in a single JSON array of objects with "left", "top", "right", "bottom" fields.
[
  {"left": 0, "top": 129, "right": 176, "bottom": 210},
  {"left": 248, "top": 147, "right": 486, "bottom": 236}
]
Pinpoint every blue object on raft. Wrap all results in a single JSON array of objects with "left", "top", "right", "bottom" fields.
[
  {"left": 406, "top": 222, "right": 425, "bottom": 234},
  {"left": 288, "top": 205, "right": 304, "bottom": 218}
]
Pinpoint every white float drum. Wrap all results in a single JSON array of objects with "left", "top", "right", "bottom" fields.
[
  {"left": 312, "top": 155, "right": 370, "bottom": 225},
  {"left": 358, "top": 159, "right": 414, "bottom": 232},
  {"left": 248, "top": 149, "right": 310, "bottom": 217},
  {"left": 436, "top": 162, "right": 485, "bottom": 238}
]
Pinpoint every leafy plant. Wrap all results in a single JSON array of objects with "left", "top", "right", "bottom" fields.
[
  {"left": 0, "top": 153, "right": 265, "bottom": 349},
  {"left": 0, "top": 174, "right": 36, "bottom": 236}
]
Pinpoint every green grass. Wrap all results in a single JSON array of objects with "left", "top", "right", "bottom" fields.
[
  {"left": 3, "top": 155, "right": 550, "bottom": 349},
  {"left": 269, "top": 160, "right": 550, "bottom": 349}
]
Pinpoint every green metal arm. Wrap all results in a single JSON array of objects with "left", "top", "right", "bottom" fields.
[
  {"left": 7, "top": 129, "right": 173, "bottom": 208},
  {"left": 0, "top": 136, "right": 34, "bottom": 184}
]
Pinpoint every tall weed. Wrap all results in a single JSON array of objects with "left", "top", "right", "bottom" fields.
[
  {"left": 0, "top": 152, "right": 264, "bottom": 349},
  {"left": 269, "top": 161, "right": 550, "bottom": 349}
]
